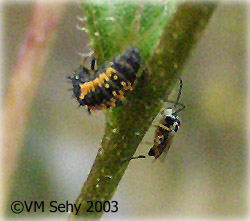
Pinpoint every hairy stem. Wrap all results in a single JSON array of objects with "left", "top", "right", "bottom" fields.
[{"left": 70, "top": 2, "right": 217, "bottom": 219}]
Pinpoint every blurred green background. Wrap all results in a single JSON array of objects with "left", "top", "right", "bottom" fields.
[{"left": 3, "top": 2, "right": 247, "bottom": 219}]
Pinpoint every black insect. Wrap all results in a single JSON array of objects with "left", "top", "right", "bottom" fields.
[{"left": 131, "top": 79, "right": 185, "bottom": 161}]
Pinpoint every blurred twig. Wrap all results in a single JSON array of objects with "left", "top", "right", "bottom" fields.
[
  {"left": 2, "top": 2, "right": 65, "bottom": 213},
  {"left": 70, "top": 2, "right": 217, "bottom": 219}
]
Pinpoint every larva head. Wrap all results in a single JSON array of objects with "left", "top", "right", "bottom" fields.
[
  {"left": 68, "top": 66, "right": 90, "bottom": 101},
  {"left": 113, "top": 47, "right": 141, "bottom": 75},
  {"left": 129, "top": 47, "right": 141, "bottom": 61},
  {"left": 129, "top": 47, "right": 141, "bottom": 72}
]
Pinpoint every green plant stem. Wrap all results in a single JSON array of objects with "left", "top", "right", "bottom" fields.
[{"left": 70, "top": 2, "right": 217, "bottom": 219}]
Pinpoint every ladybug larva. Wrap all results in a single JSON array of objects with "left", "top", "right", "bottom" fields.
[{"left": 68, "top": 48, "right": 141, "bottom": 114}]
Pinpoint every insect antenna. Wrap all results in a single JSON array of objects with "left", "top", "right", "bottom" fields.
[
  {"left": 174, "top": 79, "right": 183, "bottom": 109},
  {"left": 172, "top": 79, "right": 185, "bottom": 116}
]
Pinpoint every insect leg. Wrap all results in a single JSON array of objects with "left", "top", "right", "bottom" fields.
[
  {"left": 129, "top": 155, "right": 146, "bottom": 160},
  {"left": 166, "top": 100, "right": 186, "bottom": 115},
  {"left": 91, "top": 58, "right": 96, "bottom": 71},
  {"left": 174, "top": 103, "right": 185, "bottom": 115},
  {"left": 87, "top": 108, "right": 92, "bottom": 115}
]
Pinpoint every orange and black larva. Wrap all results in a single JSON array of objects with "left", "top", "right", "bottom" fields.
[{"left": 68, "top": 48, "right": 141, "bottom": 114}]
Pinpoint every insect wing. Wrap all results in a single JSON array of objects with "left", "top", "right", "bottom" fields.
[{"left": 158, "top": 132, "right": 175, "bottom": 162}]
